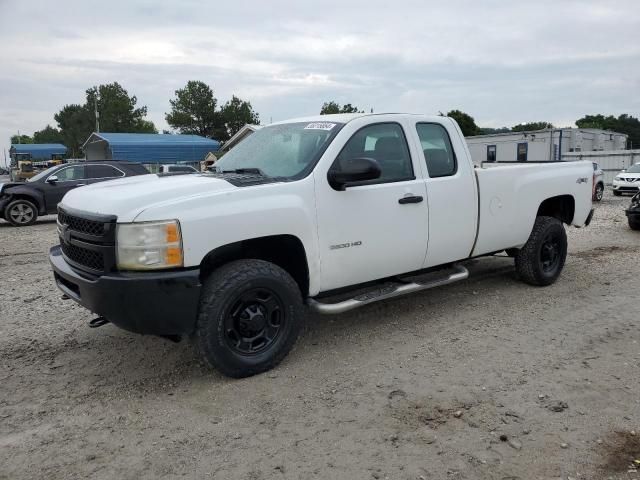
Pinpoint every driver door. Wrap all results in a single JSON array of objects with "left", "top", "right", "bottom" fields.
[
  {"left": 314, "top": 122, "right": 428, "bottom": 291},
  {"left": 44, "top": 165, "right": 87, "bottom": 212}
]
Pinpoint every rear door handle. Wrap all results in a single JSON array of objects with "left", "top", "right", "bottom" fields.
[{"left": 398, "top": 195, "right": 423, "bottom": 204}]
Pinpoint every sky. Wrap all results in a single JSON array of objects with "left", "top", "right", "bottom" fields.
[{"left": 0, "top": 0, "right": 639, "bottom": 160}]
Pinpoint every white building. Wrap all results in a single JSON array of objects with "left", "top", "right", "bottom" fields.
[
  {"left": 466, "top": 128, "right": 628, "bottom": 164},
  {"left": 221, "top": 124, "right": 262, "bottom": 152}
]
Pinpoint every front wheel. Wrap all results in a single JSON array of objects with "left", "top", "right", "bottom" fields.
[
  {"left": 194, "top": 259, "right": 304, "bottom": 378},
  {"left": 515, "top": 216, "right": 567, "bottom": 286},
  {"left": 630, "top": 217, "right": 640, "bottom": 231},
  {"left": 5, "top": 199, "right": 38, "bottom": 226},
  {"left": 613, "top": 190, "right": 622, "bottom": 197}
]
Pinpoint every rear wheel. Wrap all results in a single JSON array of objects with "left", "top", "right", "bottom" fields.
[
  {"left": 515, "top": 216, "right": 567, "bottom": 286},
  {"left": 5, "top": 199, "right": 38, "bottom": 226},
  {"left": 629, "top": 217, "right": 640, "bottom": 231},
  {"left": 194, "top": 259, "right": 304, "bottom": 378},
  {"left": 594, "top": 183, "right": 604, "bottom": 201}
]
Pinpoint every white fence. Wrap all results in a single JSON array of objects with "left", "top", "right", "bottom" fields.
[{"left": 563, "top": 150, "right": 640, "bottom": 185}]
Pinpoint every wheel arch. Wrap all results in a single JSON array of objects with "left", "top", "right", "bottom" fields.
[
  {"left": 3, "top": 188, "right": 45, "bottom": 214},
  {"left": 536, "top": 195, "right": 575, "bottom": 225},
  {"left": 199, "top": 234, "right": 310, "bottom": 297}
]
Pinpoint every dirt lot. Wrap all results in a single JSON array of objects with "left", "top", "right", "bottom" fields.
[{"left": 1, "top": 190, "right": 639, "bottom": 480}]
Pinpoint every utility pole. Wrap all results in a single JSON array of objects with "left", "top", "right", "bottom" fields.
[
  {"left": 17, "top": 130, "right": 21, "bottom": 144},
  {"left": 94, "top": 88, "right": 100, "bottom": 133}
]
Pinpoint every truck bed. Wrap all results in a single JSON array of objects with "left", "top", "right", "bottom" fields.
[{"left": 472, "top": 160, "right": 594, "bottom": 256}]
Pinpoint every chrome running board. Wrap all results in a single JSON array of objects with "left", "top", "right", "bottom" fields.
[{"left": 307, "top": 264, "right": 469, "bottom": 314}]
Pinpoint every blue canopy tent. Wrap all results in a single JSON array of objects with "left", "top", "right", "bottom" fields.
[
  {"left": 10, "top": 143, "right": 67, "bottom": 161},
  {"left": 82, "top": 133, "right": 220, "bottom": 167}
]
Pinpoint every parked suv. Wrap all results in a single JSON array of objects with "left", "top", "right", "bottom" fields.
[
  {"left": 0, "top": 161, "right": 148, "bottom": 226},
  {"left": 592, "top": 162, "right": 604, "bottom": 201},
  {"left": 613, "top": 162, "right": 640, "bottom": 196}
]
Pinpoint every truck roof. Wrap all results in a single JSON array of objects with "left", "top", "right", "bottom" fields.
[{"left": 271, "top": 113, "right": 447, "bottom": 126}]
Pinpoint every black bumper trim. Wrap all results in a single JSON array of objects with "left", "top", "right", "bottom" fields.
[{"left": 50, "top": 245, "right": 202, "bottom": 336}]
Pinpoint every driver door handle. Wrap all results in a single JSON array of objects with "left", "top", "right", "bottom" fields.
[{"left": 398, "top": 195, "right": 423, "bottom": 204}]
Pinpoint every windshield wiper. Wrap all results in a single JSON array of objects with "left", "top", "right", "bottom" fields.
[{"left": 221, "top": 168, "right": 266, "bottom": 175}]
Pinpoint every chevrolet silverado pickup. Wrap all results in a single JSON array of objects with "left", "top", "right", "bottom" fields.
[{"left": 50, "top": 113, "right": 594, "bottom": 377}]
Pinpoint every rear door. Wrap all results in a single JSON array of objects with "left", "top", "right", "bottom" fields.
[
  {"left": 43, "top": 164, "right": 87, "bottom": 212},
  {"left": 314, "top": 121, "right": 429, "bottom": 291},
  {"left": 411, "top": 120, "right": 478, "bottom": 268}
]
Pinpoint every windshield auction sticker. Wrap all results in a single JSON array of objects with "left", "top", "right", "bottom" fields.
[{"left": 304, "top": 122, "right": 336, "bottom": 130}]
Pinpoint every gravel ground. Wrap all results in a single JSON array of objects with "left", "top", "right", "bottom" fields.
[{"left": 1, "top": 190, "right": 639, "bottom": 480}]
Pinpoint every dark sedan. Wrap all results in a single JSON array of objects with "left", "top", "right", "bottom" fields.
[{"left": 0, "top": 161, "right": 148, "bottom": 226}]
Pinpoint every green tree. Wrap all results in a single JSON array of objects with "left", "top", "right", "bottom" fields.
[
  {"left": 479, "top": 127, "right": 510, "bottom": 135},
  {"left": 33, "top": 125, "right": 64, "bottom": 143},
  {"left": 54, "top": 82, "right": 156, "bottom": 156},
  {"left": 165, "top": 80, "right": 218, "bottom": 137},
  {"left": 86, "top": 83, "right": 156, "bottom": 133},
  {"left": 10, "top": 134, "right": 33, "bottom": 144},
  {"left": 54, "top": 104, "right": 91, "bottom": 157},
  {"left": 576, "top": 114, "right": 639, "bottom": 147},
  {"left": 511, "top": 122, "right": 554, "bottom": 132},
  {"left": 320, "top": 101, "right": 363, "bottom": 115},
  {"left": 219, "top": 95, "right": 260, "bottom": 141},
  {"left": 442, "top": 110, "right": 481, "bottom": 137}
]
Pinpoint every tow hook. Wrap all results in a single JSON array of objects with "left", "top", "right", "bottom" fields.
[{"left": 89, "top": 316, "right": 110, "bottom": 328}]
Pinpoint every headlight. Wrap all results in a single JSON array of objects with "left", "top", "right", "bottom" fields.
[{"left": 116, "top": 220, "right": 183, "bottom": 270}]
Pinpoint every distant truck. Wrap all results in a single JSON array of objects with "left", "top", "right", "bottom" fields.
[
  {"left": 50, "top": 113, "right": 594, "bottom": 377},
  {"left": 158, "top": 164, "right": 199, "bottom": 174}
]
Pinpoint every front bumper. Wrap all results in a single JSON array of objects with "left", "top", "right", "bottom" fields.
[
  {"left": 50, "top": 245, "right": 202, "bottom": 336},
  {"left": 613, "top": 180, "right": 640, "bottom": 193}
]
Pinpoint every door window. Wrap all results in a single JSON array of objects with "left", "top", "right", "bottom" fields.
[
  {"left": 332, "top": 123, "right": 413, "bottom": 184},
  {"left": 87, "top": 165, "right": 124, "bottom": 179},
  {"left": 416, "top": 123, "right": 457, "bottom": 177},
  {"left": 54, "top": 165, "right": 86, "bottom": 181}
]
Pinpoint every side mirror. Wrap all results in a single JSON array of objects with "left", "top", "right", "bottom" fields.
[
  {"left": 328, "top": 157, "right": 382, "bottom": 191},
  {"left": 47, "top": 175, "right": 58, "bottom": 184}
]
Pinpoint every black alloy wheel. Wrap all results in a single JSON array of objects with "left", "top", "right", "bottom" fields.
[{"left": 224, "top": 287, "right": 285, "bottom": 355}]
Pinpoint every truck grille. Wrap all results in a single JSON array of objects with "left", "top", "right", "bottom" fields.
[
  {"left": 61, "top": 242, "right": 105, "bottom": 271},
  {"left": 58, "top": 210, "right": 105, "bottom": 236},
  {"left": 57, "top": 208, "right": 117, "bottom": 274}
]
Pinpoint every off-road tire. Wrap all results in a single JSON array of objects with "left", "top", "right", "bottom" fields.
[
  {"left": 629, "top": 217, "right": 640, "bottom": 231},
  {"left": 515, "top": 216, "right": 567, "bottom": 286},
  {"left": 194, "top": 259, "right": 304, "bottom": 378},
  {"left": 4, "top": 199, "right": 38, "bottom": 226}
]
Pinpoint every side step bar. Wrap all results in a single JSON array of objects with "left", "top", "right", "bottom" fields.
[{"left": 307, "top": 264, "right": 469, "bottom": 314}]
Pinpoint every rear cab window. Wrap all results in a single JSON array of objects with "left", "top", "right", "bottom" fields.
[{"left": 415, "top": 123, "right": 457, "bottom": 178}]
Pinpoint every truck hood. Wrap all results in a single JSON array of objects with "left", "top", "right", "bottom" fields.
[{"left": 60, "top": 173, "right": 237, "bottom": 221}]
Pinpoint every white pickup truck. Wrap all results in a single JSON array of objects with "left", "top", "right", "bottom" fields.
[{"left": 50, "top": 113, "right": 594, "bottom": 377}]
